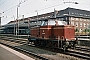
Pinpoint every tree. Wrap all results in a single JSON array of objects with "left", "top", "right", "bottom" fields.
[{"left": 75, "top": 28, "right": 79, "bottom": 32}]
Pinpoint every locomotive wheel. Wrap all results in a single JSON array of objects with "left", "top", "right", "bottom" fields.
[
  {"left": 34, "top": 39, "right": 39, "bottom": 46},
  {"left": 40, "top": 40, "right": 45, "bottom": 47},
  {"left": 48, "top": 41, "right": 51, "bottom": 46},
  {"left": 63, "top": 45, "right": 67, "bottom": 52},
  {"left": 73, "top": 44, "right": 77, "bottom": 49},
  {"left": 27, "top": 40, "right": 30, "bottom": 44}
]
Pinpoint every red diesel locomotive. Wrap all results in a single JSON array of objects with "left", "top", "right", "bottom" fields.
[{"left": 28, "top": 18, "right": 77, "bottom": 51}]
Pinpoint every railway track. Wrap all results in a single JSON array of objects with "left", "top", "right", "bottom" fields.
[
  {"left": 67, "top": 49, "right": 90, "bottom": 60},
  {"left": 0, "top": 36, "right": 90, "bottom": 60},
  {"left": 75, "top": 46, "right": 90, "bottom": 52},
  {"left": 0, "top": 36, "right": 49, "bottom": 60},
  {"left": 0, "top": 36, "right": 71, "bottom": 60},
  {"left": 0, "top": 43, "right": 49, "bottom": 60},
  {"left": 65, "top": 44, "right": 90, "bottom": 59}
]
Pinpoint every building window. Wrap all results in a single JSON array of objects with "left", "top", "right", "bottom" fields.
[
  {"left": 82, "top": 18, "right": 86, "bottom": 21},
  {"left": 84, "top": 23, "right": 86, "bottom": 27},
  {"left": 80, "top": 14, "right": 83, "bottom": 15},
  {"left": 80, "top": 29, "right": 82, "bottom": 32},
  {"left": 69, "top": 21, "right": 71, "bottom": 24},
  {"left": 66, "top": 17, "right": 67, "bottom": 20},
  {"left": 24, "top": 22, "right": 28, "bottom": 24},
  {"left": 71, "top": 21, "right": 74, "bottom": 25},
  {"left": 86, "top": 19, "right": 88, "bottom": 21},
  {"left": 80, "top": 18, "right": 82, "bottom": 21},
  {"left": 88, "top": 20, "right": 90, "bottom": 22},
  {"left": 76, "top": 22, "right": 78, "bottom": 27},
  {"left": 71, "top": 17, "right": 74, "bottom": 20},
  {"left": 80, "top": 22, "right": 82, "bottom": 27},
  {"left": 34, "top": 22, "right": 36, "bottom": 23},
  {"left": 76, "top": 18, "right": 78, "bottom": 20},
  {"left": 60, "top": 18, "right": 64, "bottom": 21},
  {"left": 72, "top": 13, "right": 74, "bottom": 14},
  {"left": 87, "top": 23, "right": 89, "bottom": 27},
  {"left": 84, "top": 19, "right": 86, "bottom": 21}
]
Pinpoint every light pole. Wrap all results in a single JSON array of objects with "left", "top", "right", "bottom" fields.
[
  {"left": 0, "top": 13, "right": 1, "bottom": 28},
  {"left": 63, "top": 1, "right": 79, "bottom": 37},
  {"left": 11, "top": 16, "right": 16, "bottom": 35},
  {"left": 16, "top": 7, "right": 18, "bottom": 36},
  {"left": 22, "top": 15, "right": 24, "bottom": 23},
  {"left": 35, "top": 10, "right": 38, "bottom": 27},
  {"left": 16, "top": 1, "right": 21, "bottom": 36},
  {"left": 63, "top": 1, "right": 79, "bottom": 24},
  {"left": 28, "top": 18, "right": 31, "bottom": 36}
]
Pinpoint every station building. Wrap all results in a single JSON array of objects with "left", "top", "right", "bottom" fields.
[{"left": 0, "top": 7, "right": 90, "bottom": 34}]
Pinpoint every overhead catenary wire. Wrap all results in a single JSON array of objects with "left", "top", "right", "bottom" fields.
[
  {"left": 25, "top": 3, "right": 63, "bottom": 16},
  {"left": 21, "top": 0, "right": 37, "bottom": 7},
  {"left": 1, "top": 0, "right": 37, "bottom": 19},
  {"left": 0, "top": 0, "right": 7, "bottom": 6},
  {"left": 25, "top": 0, "right": 79, "bottom": 16},
  {"left": 2, "top": 0, "right": 62, "bottom": 17},
  {"left": 5, "top": 0, "right": 16, "bottom": 10},
  {"left": 2, "top": 0, "right": 79, "bottom": 19},
  {"left": 38, "top": 3, "right": 63, "bottom": 11},
  {"left": 1, "top": 0, "right": 28, "bottom": 14}
]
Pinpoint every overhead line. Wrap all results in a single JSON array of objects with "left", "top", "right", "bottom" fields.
[
  {"left": 1, "top": 0, "right": 28, "bottom": 14},
  {"left": 0, "top": 0, "right": 7, "bottom": 6},
  {"left": 25, "top": 3, "right": 63, "bottom": 16},
  {"left": 3, "top": 0, "right": 62, "bottom": 18},
  {"left": 38, "top": 3, "right": 63, "bottom": 11}
]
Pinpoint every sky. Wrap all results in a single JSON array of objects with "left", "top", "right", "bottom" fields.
[{"left": 0, "top": 0, "right": 90, "bottom": 25}]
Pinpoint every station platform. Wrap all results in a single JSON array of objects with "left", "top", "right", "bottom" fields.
[{"left": 0, "top": 44, "right": 34, "bottom": 60}]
